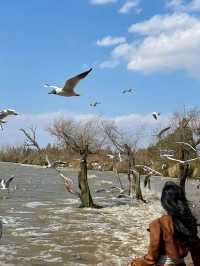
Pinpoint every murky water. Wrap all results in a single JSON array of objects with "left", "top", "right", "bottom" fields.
[{"left": 0, "top": 162, "right": 199, "bottom": 266}]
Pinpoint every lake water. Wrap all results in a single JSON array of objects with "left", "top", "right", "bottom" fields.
[{"left": 0, "top": 162, "right": 199, "bottom": 266}]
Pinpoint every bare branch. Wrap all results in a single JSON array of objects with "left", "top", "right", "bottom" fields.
[{"left": 19, "top": 127, "right": 41, "bottom": 152}]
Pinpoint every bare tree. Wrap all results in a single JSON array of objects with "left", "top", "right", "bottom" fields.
[
  {"left": 103, "top": 121, "right": 145, "bottom": 201},
  {"left": 20, "top": 127, "right": 41, "bottom": 152},
  {"left": 48, "top": 118, "right": 104, "bottom": 208},
  {"left": 158, "top": 108, "right": 200, "bottom": 191},
  {"left": 20, "top": 126, "right": 78, "bottom": 196}
]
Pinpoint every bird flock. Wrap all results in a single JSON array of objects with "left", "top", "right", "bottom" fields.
[{"left": 1, "top": 68, "right": 161, "bottom": 131}]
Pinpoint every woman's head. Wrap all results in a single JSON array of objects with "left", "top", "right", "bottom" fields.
[{"left": 161, "top": 181, "right": 198, "bottom": 247}]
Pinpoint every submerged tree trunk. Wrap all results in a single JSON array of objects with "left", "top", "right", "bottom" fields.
[
  {"left": 179, "top": 164, "right": 190, "bottom": 192},
  {"left": 78, "top": 145, "right": 100, "bottom": 208},
  {"left": 179, "top": 148, "right": 191, "bottom": 192},
  {"left": 135, "top": 173, "right": 144, "bottom": 201}
]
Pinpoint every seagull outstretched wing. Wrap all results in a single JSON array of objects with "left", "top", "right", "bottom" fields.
[
  {"left": 0, "top": 112, "right": 6, "bottom": 120},
  {"left": 5, "top": 176, "right": 15, "bottom": 188},
  {"left": 44, "top": 84, "right": 60, "bottom": 90},
  {"left": 157, "top": 127, "right": 171, "bottom": 138},
  {"left": 63, "top": 68, "right": 92, "bottom": 93}
]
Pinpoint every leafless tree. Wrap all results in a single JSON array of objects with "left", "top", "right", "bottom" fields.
[
  {"left": 103, "top": 121, "right": 145, "bottom": 201},
  {"left": 20, "top": 127, "right": 41, "bottom": 152},
  {"left": 158, "top": 108, "right": 200, "bottom": 191},
  {"left": 20, "top": 126, "right": 78, "bottom": 196},
  {"left": 48, "top": 118, "right": 104, "bottom": 208}
]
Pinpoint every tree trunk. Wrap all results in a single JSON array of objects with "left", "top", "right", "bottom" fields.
[
  {"left": 78, "top": 145, "right": 100, "bottom": 208},
  {"left": 179, "top": 164, "right": 189, "bottom": 192},
  {"left": 135, "top": 173, "right": 144, "bottom": 201},
  {"left": 179, "top": 148, "right": 191, "bottom": 192}
]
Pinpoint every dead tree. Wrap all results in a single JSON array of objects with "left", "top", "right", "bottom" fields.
[
  {"left": 20, "top": 127, "right": 41, "bottom": 152},
  {"left": 20, "top": 126, "right": 80, "bottom": 197},
  {"left": 155, "top": 109, "right": 200, "bottom": 191},
  {"left": 48, "top": 118, "right": 103, "bottom": 208},
  {"left": 103, "top": 121, "right": 144, "bottom": 200}
]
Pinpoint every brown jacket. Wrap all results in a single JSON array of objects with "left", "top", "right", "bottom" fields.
[{"left": 129, "top": 215, "right": 200, "bottom": 266}]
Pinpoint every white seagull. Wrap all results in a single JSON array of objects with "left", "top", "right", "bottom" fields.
[
  {"left": 44, "top": 68, "right": 92, "bottom": 97},
  {"left": 152, "top": 112, "right": 160, "bottom": 120},
  {"left": 90, "top": 101, "right": 101, "bottom": 107},
  {"left": 0, "top": 176, "right": 15, "bottom": 190},
  {"left": 107, "top": 154, "right": 115, "bottom": 159},
  {"left": 45, "top": 154, "right": 52, "bottom": 168},
  {"left": 0, "top": 109, "right": 18, "bottom": 129}
]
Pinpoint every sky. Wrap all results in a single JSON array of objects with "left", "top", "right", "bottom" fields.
[{"left": 1, "top": 0, "right": 200, "bottom": 147}]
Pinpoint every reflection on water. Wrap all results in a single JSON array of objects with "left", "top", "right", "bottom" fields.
[{"left": 0, "top": 162, "right": 198, "bottom": 265}]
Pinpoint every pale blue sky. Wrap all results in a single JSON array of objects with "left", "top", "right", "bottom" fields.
[{"left": 0, "top": 0, "right": 200, "bottom": 146}]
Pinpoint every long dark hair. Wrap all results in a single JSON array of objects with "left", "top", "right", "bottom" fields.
[{"left": 161, "top": 181, "right": 198, "bottom": 247}]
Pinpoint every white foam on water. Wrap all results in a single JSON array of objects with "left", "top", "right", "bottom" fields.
[
  {"left": 37, "top": 251, "right": 63, "bottom": 263},
  {"left": 24, "top": 202, "right": 50, "bottom": 208},
  {"left": 88, "top": 174, "right": 97, "bottom": 179},
  {"left": 53, "top": 207, "right": 73, "bottom": 214},
  {"left": 101, "top": 180, "right": 113, "bottom": 185}
]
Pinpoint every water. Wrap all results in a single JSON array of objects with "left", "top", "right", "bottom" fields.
[{"left": 0, "top": 162, "right": 198, "bottom": 266}]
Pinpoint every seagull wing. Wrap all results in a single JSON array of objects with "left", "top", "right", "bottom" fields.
[
  {"left": 0, "top": 112, "right": 6, "bottom": 120},
  {"left": 44, "top": 84, "right": 59, "bottom": 90},
  {"left": 157, "top": 127, "right": 171, "bottom": 138},
  {"left": 152, "top": 113, "right": 157, "bottom": 120},
  {"left": 63, "top": 68, "right": 92, "bottom": 93},
  {"left": 5, "top": 176, "right": 15, "bottom": 188}
]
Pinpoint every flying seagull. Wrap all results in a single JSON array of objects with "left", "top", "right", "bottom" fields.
[
  {"left": 122, "top": 89, "right": 134, "bottom": 94},
  {"left": 0, "top": 176, "right": 15, "bottom": 190},
  {"left": 90, "top": 101, "right": 101, "bottom": 107},
  {"left": 152, "top": 112, "right": 160, "bottom": 120},
  {"left": 0, "top": 109, "right": 18, "bottom": 129},
  {"left": 44, "top": 68, "right": 92, "bottom": 97},
  {"left": 0, "top": 120, "right": 6, "bottom": 130}
]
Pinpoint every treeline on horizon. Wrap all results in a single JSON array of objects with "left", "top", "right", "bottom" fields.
[{"left": 0, "top": 107, "right": 200, "bottom": 179}]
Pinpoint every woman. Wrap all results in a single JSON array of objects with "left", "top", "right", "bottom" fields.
[{"left": 128, "top": 181, "right": 200, "bottom": 266}]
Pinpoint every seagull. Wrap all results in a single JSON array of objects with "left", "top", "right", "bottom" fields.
[
  {"left": 90, "top": 101, "right": 101, "bottom": 107},
  {"left": 152, "top": 112, "right": 160, "bottom": 120},
  {"left": 56, "top": 170, "right": 79, "bottom": 196},
  {"left": 44, "top": 68, "right": 92, "bottom": 97},
  {"left": 107, "top": 154, "right": 115, "bottom": 159},
  {"left": 0, "top": 120, "right": 6, "bottom": 130},
  {"left": 45, "top": 154, "right": 52, "bottom": 168},
  {"left": 0, "top": 109, "right": 18, "bottom": 129},
  {"left": 122, "top": 89, "right": 134, "bottom": 94},
  {"left": 0, "top": 176, "right": 15, "bottom": 190}
]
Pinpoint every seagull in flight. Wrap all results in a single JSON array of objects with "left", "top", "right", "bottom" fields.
[
  {"left": 0, "top": 109, "right": 18, "bottom": 129},
  {"left": 152, "top": 112, "right": 160, "bottom": 120},
  {"left": 121, "top": 89, "right": 134, "bottom": 94},
  {"left": 44, "top": 68, "right": 92, "bottom": 97},
  {"left": 0, "top": 176, "right": 15, "bottom": 191},
  {"left": 90, "top": 101, "right": 101, "bottom": 107}
]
